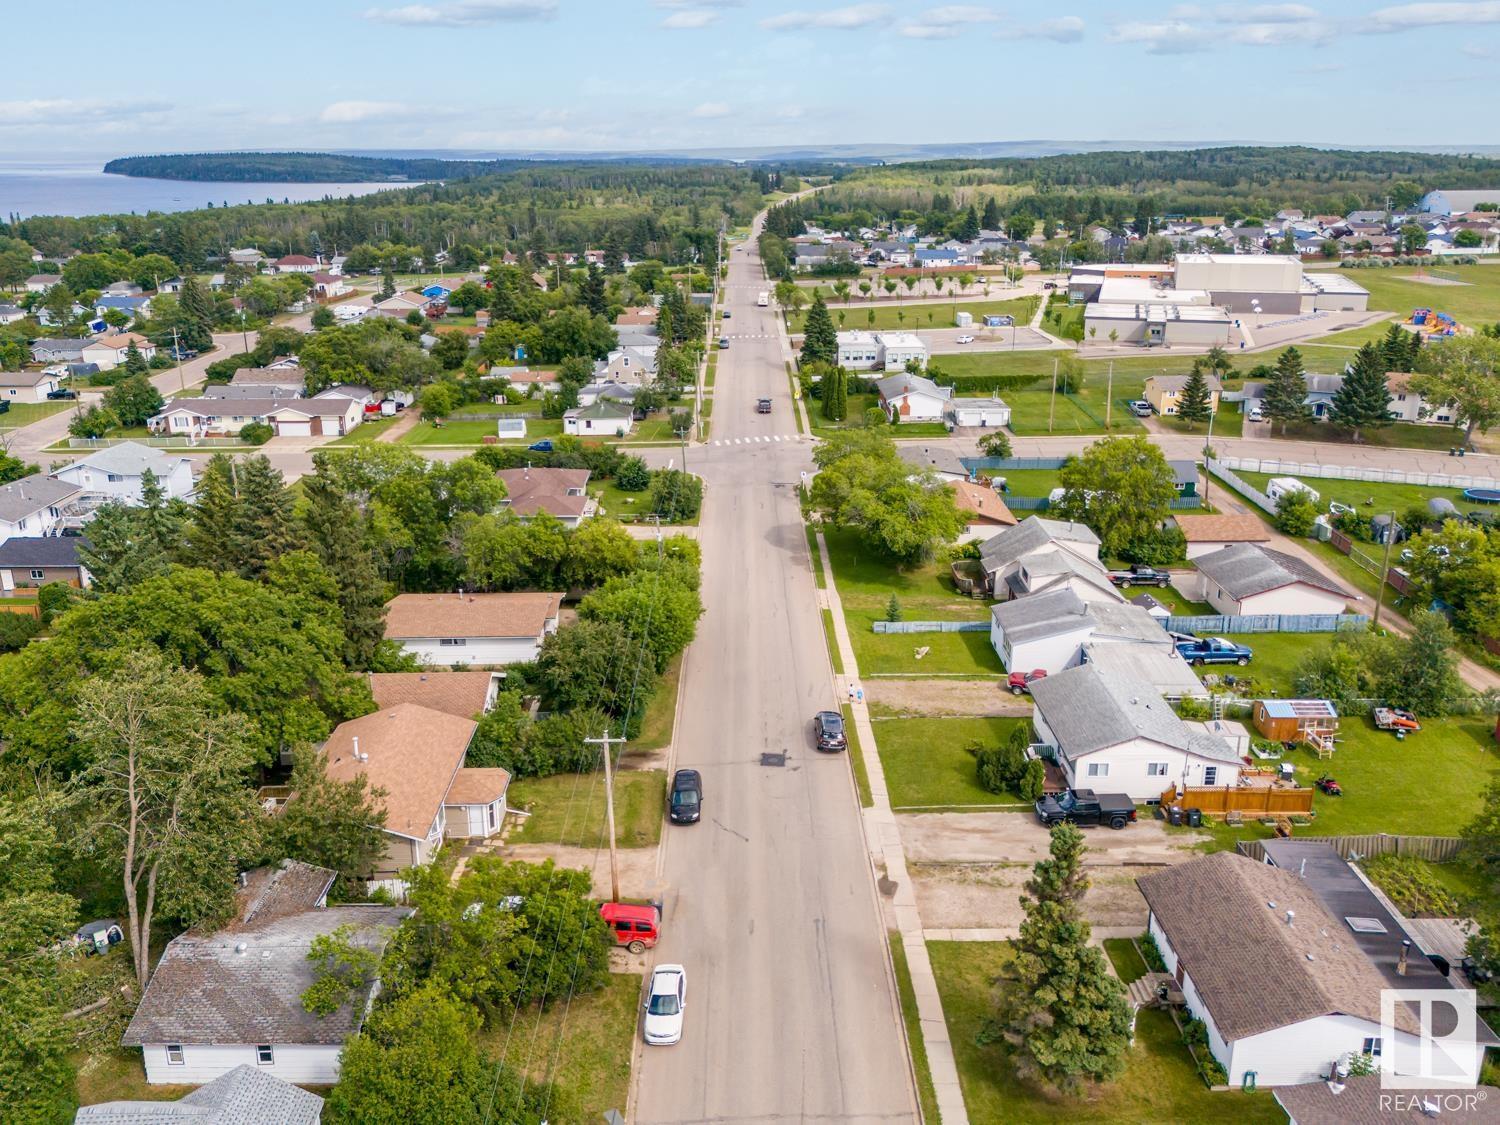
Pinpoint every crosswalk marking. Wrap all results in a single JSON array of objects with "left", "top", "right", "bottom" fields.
[{"left": 708, "top": 433, "right": 805, "bottom": 447}]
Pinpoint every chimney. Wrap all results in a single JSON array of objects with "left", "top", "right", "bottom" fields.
[
  {"left": 1285, "top": 909, "right": 1295, "bottom": 926},
  {"left": 1398, "top": 939, "right": 1410, "bottom": 976}
]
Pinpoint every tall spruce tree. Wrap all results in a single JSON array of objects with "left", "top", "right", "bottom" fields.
[
  {"left": 821, "top": 365, "right": 847, "bottom": 422},
  {"left": 801, "top": 292, "right": 838, "bottom": 367},
  {"left": 1330, "top": 342, "right": 1394, "bottom": 441},
  {"left": 580, "top": 263, "right": 608, "bottom": 317},
  {"left": 301, "top": 468, "right": 388, "bottom": 668},
  {"left": 981, "top": 196, "right": 1002, "bottom": 231},
  {"left": 1007, "top": 824, "right": 1131, "bottom": 1092},
  {"left": 122, "top": 340, "right": 149, "bottom": 379},
  {"left": 1176, "top": 362, "right": 1213, "bottom": 427},
  {"left": 1381, "top": 322, "right": 1418, "bottom": 372},
  {"left": 188, "top": 454, "right": 298, "bottom": 578},
  {"left": 1264, "top": 346, "right": 1312, "bottom": 435}
]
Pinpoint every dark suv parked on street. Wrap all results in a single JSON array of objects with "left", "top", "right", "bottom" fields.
[
  {"left": 812, "top": 710, "right": 847, "bottom": 752},
  {"left": 669, "top": 769, "right": 703, "bottom": 824}
]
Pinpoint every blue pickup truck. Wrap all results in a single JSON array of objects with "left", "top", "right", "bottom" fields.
[{"left": 1175, "top": 637, "right": 1252, "bottom": 667}]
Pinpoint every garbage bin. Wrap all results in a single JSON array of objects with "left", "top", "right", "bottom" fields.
[
  {"left": 1168, "top": 805, "right": 1184, "bottom": 827},
  {"left": 1187, "top": 808, "right": 1203, "bottom": 828}
]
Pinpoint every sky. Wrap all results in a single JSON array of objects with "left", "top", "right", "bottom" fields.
[{"left": 4, "top": 0, "right": 1500, "bottom": 159}]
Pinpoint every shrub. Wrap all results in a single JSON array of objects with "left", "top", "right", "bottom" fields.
[
  {"left": 1362, "top": 855, "right": 1461, "bottom": 917},
  {"left": 0, "top": 612, "right": 41, "bottom": 652},
  {"left": 1019, "top": 758, "right": 1045, "bottom": 802},
  {"left": 614, "top": 455, "right": 651, "bottom": 492},
  {"left": 885, "top": 594, "right": 902, "bottom": 623},
  {"left": 1200, "top": 1058, "right": 1228, "bottom": 1086},
  {"left": 1139, "top": 933, "right": 1167, "bottom": 973},
  {"left": 649, "top": 469, "right": 702, "bottom": 522},
  {"left": 36, "top": 582, "right": 74, "bottom": 626},
  {"left": 239, "top": 421, "right": 273, "bottom": 445},
  {"left": 1273, "top": 488, "right": 1318, "bottom": 537}
]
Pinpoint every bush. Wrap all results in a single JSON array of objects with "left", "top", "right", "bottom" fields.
[
  {"left": 1019, "top": 758, "right": 1045, "bottom": 802},
  {"left": 1362, "top": 855, "right": 1461, "bottom": 917},
  {"left": 614, "top": 455, "right": 651, "bottom": 492},
  {"left": 1273, "top": 488, "right": 1318, "bottom": 537},
  {"left": 1139, "top": 933, "right": 1167, "bottom": 973},
  {"left": 1181, "top": 1017, "right": 1209, "bottom": 1049},
  {"left": 649, "top": 469, "right": 702, "bottom": 522},
  {"left": 1119, "top": 525, "right": 1186, "bottom": 566},
  {"left": 973, "top": 727, "right": 1030, "bottom": 795},
  {"left": 1200, "top": 1058, "right": 1228, "bottom": 1087},
  {"left": 67, "top": 404, "right": 118, "bottom": 438},
  {"left": 0, "top": 612, "right": 41, "bottom": 652},
  {"left": 239, "top": 421, "right": 273, "bottom": 445},
  {"left": 36, "top": 582, "right": 74, "bottom": 626}
]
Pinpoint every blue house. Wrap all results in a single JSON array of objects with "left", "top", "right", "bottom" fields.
[
  {"left": 94, "top": 294, "right": 152, "bottom": 319},
  {"left": 915, "top": 248, "right": 960, "bottom": 266}
]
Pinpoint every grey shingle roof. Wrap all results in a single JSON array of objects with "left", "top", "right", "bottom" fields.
[
  {"left": 1193, "top": 543, "right": 1350, "bottom": 601},
  {"left": 1029, "top": 662, "right": 1237, "bottom": 763},
  {"left": 896, "top": 445, "right": 968, "bottom": 477},
  {"left": 875, "top": 373, "right": 951, "bottom": 403},
  {"left": 0, "top": 535, "right": 83, "bottom": 567},
  {"left": 990, "top": 588, "right": 1094, "bottom": 646},
  {"left": 0, "top": 473, "right": 81, "bottom": 523},
  {"left": 66, "top": 442, "right": 187, "bottom": 478},
  {"left": 1273, "top": 1076, "right": 1495, "bottom": 1124},
  {"left": 76, "top": 1064, "right": 323, "bottom": 1124},
  {"left": 978, "top": 516, "right": 1100, "bottom": 569},
  {"left": 1138, "top": 853, "right": 1423, "bottom": 1042},
  {"left": 1086, "top": 600, "right": 1171, "bottom": 643}
]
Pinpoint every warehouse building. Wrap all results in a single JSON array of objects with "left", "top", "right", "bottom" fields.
[{"left": 1082, "top": 301, "right": 1233, "bottom": 347}]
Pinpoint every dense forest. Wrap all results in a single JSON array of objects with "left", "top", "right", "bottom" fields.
[
  {"left": 102, "top": 151, "right": 520, "bottom": 182},
  {"left": 6, "top": 163, "right": 765, "bottom": 269}
]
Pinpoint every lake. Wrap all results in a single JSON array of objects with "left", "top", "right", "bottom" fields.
[{"left": 0, "top": 159, "right": 409, "bottom": 219}]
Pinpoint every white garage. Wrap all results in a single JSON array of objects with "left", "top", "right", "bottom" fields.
[
  {"left": 947, "top": 397, "right": 1011, "bottom": 428},
  {"left": 276, "top": 419, "right": 313, "bottom": 437}
]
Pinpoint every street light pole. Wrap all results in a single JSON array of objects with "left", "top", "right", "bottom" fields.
[
  {"left": 1202, "top": 409, "right": 1217, "bottom": 506},
  {"left": 584, "top": 730, "right": 629, "bottom": 903},
  {"left": 171, "top": 328, "right": 187, "bottom": 393}
]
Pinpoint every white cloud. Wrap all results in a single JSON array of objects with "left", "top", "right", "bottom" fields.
[
  {"left": 363, "top": 0, "right": 557, "bottom": 27},
  {"left": 691, "top": 101, "right": 732, "bottom": 118},
  {"left": 662, "top": 9, "right": 719, "bottom": 27},
  {"left": 901, "top": 5, "right": 999, "bottom": 38},
  {"left": 655, "top": 0, "right": 743, "bottom": 6},
  {"left": 997, "top": 15, "right": 1085, "bottom": 41},
  {"left": 1110, "top": 2, "right": 1326, "bottom": 52},
  {"left": 1366, "top": 1, "right": 1500, "bottom": 31},
  {"left": 761, "top": 4, "right": 892, "bottom": 31},
  {"left": 1108, "top": 19, "right": 1211, "bottom": 52},
  {"left": 0, "top": 98, "right": 172, "bottom": 128},
  {"left": 1214, "top": 3, "right": 1319, "bottom": 21},
  {"left": 319, "top": 100, "right": 427, "bottom": 124}
]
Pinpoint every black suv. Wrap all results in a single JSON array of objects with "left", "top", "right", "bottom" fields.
[
  {"left": 756, "top": 398, "right": 772, "bottom": 414},
  {"left": 669, "top": 769, "right": 702, "bottom": 824},
  {"left": 47, "top": 387, "right": 77, "bottom": 400},
  {"left": 812, "top": 710, "right": 847, "bottom": 752}
]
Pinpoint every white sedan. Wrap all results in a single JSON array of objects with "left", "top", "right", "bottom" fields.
[
  {"left": 955, "top": 333, "right": 975, "bottom": 344},
  {"left": 643, "top": 963, "right": 687, "bottom": 1045}
]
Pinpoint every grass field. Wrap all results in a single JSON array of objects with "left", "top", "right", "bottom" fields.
[
  {"left": 507, "top": 769, "right": 666, "bottom": 848},
  {"left": 822, "top": 527, "right": 1001, "bottom": 676},
  {"left": 631, "top": 654, "right": 681, "bottom": 754},
  {"left": 1158, "top": 408, "right": 1244, "bottom": 439},
  {"left": 843, "top": 703, "right": 874, "bottom": 808},
  {"left": 788, "top": 294, "right": 1036, "bottom": 334},
  {"left": 870, "top": 716, "right": 1028, "bottom": 809},
  {"left": 325, "top": 414, "right": 403, "bottom": 444},
  {"left": 1235, "top": 470, "right": 1492, "bottom": 520},
  {"left": 928, "top": 941, "right": 1287, "bottom": 1124},
  {"left": 888, "top": 933, "right": 941, "bottom": 1124},
  {"left": 1344, "top": 263, "right": 1500, "bottom": 330},
  {"left": 0, "top": 400, "right": 72, "bottom": 429},
  {"left": 1268, "top": 416, "right": 1476, "bottom": 452}
]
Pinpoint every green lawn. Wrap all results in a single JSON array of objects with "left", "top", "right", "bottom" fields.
[
  {"left": 1158, "top": 409, "right": 1244, "bottom": 439},
  {"left": 507, "top": 769, "right": 666, "bottom": 848},
  {"left": 1344, "top": 262, "right": 1500, "bottom": 330},
  {"left": 325, "top": 415, "right": 403, "bottom": 445},
  {"left": 843, "top": 704, "right": 874, "bottom": 808},
  {"left": 870, "top": 716, "right": 1028, "bottom": 810},
  {"left": 631, "top": 654, "right": 681, "bottom": 753},
  {"left": 591, "top": 481, "right": 654, "bottom": 524},
  {"left": 888, "top": 933, "right": 941, "bottom": 1124},
  {"left": 1235, "top": 470, "right": 1493, "bottom": 521},
  {"left": 1103, "top": 937, "right": 1149, "bottom": 984},
  {"left": 74, "top": 1049, "right": 196, "bottom": 1110},
  {"left": 788, "top": 295, "right": 1037, "bottom": 334},
  {"left": 984, "top": 468, "right": 1061, "bottom": 497},
  {"left": 1148, "top": 583, "right": 1214, "bottom": 617},
  {"left": 1000, "top": 386, "right": 1143, "bottom": 436},
  {"left": 1042, "top": 300, "right": 1084, "bottom": 341},
  {"left": 0, "top": 400, "right": 72, "bottom": 429},
  {"left": 1266, "top": 417, "right": 1476, "bottom": 452},
  {"left": 822, "top": 527, "right": 1002, "bottom": 677},
  {"left": 480, "top": 971, "right": 639, "bottom": 1125},
  {"left": 399, "top": 418, "right": 564, "bottom": 446},
  {"left": 928, "top": 941, "right": 1287, "bottom": 1124},
  {"left": 810, "top": 392, "right": 878, "bottom": 434},
  {"left": 821, "top": 609, "right": 844, "bottom": 675}
]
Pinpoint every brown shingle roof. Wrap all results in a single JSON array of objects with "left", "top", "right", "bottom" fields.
[
  {"left": 384, "top": 592, "right": 562, "bottom": 641},
  {"left": 445, "top": 766, "right": 511, "bottom": 805},
  {"left": 88, "top": 332, "right": 152, "bottom": 351},
  {"left": 496, "top": 467, "right": 592, "bottom": 519},
  {"left": 1138, "top": 853, "right": 1421, "bottom": 1042},
  {"left": 322, "top": 704, "right": 475, "bottom": 839},
  {"left": 235, "top": 860, "right": 335, "bottom": 927},
  {"left": 1173, "top": 513, "right": 1271, "bottom": 544},
  {"left": 952, "top": 479, "right": 1017, "bottom": 526},
  {"left": 368, "top": 670, "right": 496, "bottom": 719},
  {"left": 1274, "top": 1076, "right": 1493, "bottom": 1124}
]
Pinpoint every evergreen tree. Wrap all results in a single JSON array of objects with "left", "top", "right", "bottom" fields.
[
  {"left": 379, "top": 266, "right": 396, "bottom": 300},
  {"left": 602, "top": 230, "right": 624, "bottom": 273},
  {"left": 1175, "top": 362, "right": 1213, "bottom": 427},
  {"left": 1006, "top": 824, "right": 1132, "bottom": 1092},
  {"left": 957, "top": 204, "right": 981, "bottom": 240},
  {"left": 1330, "top": 342, "right": 1394, "bottom": 441},
  {"left": 179, "top": 274, "right": 214, "bottom": 332},
  {"left": 1381, "top": 321, "right": 1419, "bottom": 372},
  {"left": 1264, "top": 346, "right": 1312, "bottom": 435},
  {"left": 188, "top": 454, "right": 298, "bottom": 579},
  {"left": 580, "top": 263, "right": 608, "bottom": 317},
  {"left": 122, "top": 340, "right": 149, "bottom": 379},
  {"left": 301, "top": 468, "right": 388, "bottom": 668},
  {"left": 821, "top": 365, "right": 847, "bottom": 422},
  {"left": 801, "top": 292, "right": 838, "bottom": 367},
  {"left": 981, "top": 196, "right": 1002, "bottom": 232}
]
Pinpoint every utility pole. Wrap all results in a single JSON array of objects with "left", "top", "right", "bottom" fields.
[
  {"left": 171, "top": 327, "right": 187, "bottom": 393},
  {"left": 585, "top": 730, "right": 629, "bottom": 903},
  {"left": 1201, "top": 410, "right": 1217, "bottom": 507},
  {"left": 1373, "top": 510, "right": 1398, "bottom": 630},
  {"left": 1048, "top": 356, "right": 1057, "bottom": 433}
]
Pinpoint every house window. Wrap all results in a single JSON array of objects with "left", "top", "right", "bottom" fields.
[
  {"left": 1147, "top": 762, "right": 1169, "bottom": 777},
  {"left": 1363, "top": 1037, "right": 1382, "bottom": 1057},
  {"left": 1203, "top": 766, "right": 1218, "bottom": 786},
  {"left": 487, "top": 803, "right": 497, "bottom": 830},
  {"left": 106, "top": 473, "right": 124, "bottom": 482},
  {"left": 166, "top": 1045, "right": 184, "bottom": 1065},
  {"left": 1086, "top": 763, "right": 1109, "bottom": 778},
  {"left": 256, "top": 1044, "right": 274, "bottom": 1065},
  {"left": 29, "top": 569, "right": 45, "bottom": 580},
  {"left": 439, "top": 638, "right": 467, "bottom": 647}
]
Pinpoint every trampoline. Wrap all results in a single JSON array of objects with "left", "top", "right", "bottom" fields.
[{"left": 1463, "top": 488, "right": 1500, "bottom": 504}]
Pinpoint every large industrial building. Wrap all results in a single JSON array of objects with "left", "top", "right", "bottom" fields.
[{"left": 1069, "top": 254, "right": 1368, "bottom": 348}]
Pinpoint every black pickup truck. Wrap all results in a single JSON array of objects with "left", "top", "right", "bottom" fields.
[{"left": 1035, "top": 788, "right": 1137, "bottom": 830}]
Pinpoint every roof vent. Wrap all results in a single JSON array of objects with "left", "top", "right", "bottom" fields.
[
  {"left": 235, "top": 942, "right": 248, "bottom": 955},
  {"left": 1285, "top": 909, "right": 1295, "bottom": 926}
]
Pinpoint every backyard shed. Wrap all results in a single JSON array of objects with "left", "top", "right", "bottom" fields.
[{"left": 1252, "top": 698, "right": 1338, "bottom": 743}]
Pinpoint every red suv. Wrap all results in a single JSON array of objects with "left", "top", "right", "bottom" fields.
[{"left": 600, "top": 902, "right": 660, "bottom": 953}]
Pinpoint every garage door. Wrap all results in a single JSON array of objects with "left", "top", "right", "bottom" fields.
[{"left": 277, "top": 420, "right": 312, "bottom": 437}]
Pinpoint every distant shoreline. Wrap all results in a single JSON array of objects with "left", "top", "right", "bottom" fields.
[{"left": 103, "top": 151, "right": 491, "bottom": 184}]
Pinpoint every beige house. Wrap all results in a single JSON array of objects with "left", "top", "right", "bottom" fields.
[
  {"left": 496, "top": 467, "right": 597, "bottom": 527},
  {"left": 1143, "top": 373, "right": 1221, "bottom": 417},
  {"left": 81, "top": 332, "right": 157, "bottom": 371},
  {"left": 1171, "top": 514, "right": 1271, "bottom": 560},
  {"left": 1189, "top": 543, "right": 1353, "bottom": 616},
  {"left": 367, "top": 670, "right": 503, "bottom": 718},
  {"left": 384, "top": 591, "right": 562, "bottom": 666}
]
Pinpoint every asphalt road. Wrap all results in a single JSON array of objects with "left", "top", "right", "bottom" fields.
[{"left": 629, "top": 227, "right": 917, "bottom": 1123}]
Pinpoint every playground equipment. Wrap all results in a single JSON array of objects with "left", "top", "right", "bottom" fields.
[{"left": 1410, "top": 308, "right": 1463, "bottom": 337}]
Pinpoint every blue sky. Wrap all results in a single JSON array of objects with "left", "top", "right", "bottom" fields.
[{"left": 4, "top": 0, "right": 1500, "bottom": 157}]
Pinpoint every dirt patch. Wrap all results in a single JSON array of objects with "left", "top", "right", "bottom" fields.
[
  {"left": 900, "top": 811, "right": 1207, "bottom": 865},
  {"left": 503, "top": 842, "right": 663, "bottom": 902},
  {"left": 1404, "top": 275, "right": 1472, "bottom": 287},
  {"left": 910, "top": 861, "right": 1153, "bottom": 932},
  {"left": 865, "top": 677, "right": 1027, "bottom": 718}
]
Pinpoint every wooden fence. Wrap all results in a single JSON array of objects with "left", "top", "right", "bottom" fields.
[
  {"left": 0, "top": 600, "right": 40, "bottom": 620},
  {"left": 1161, "top": 785, "right": 1314, "bottom": 815},
  {"left": 1235, "top": 834, "right": 1464, "bottom": 864}
]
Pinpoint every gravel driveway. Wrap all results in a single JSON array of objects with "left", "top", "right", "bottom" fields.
[{"left": 865, "top": 678, "right": 1029, "bottom": 718}]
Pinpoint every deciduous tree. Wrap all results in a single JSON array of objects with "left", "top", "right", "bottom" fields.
[
  {"left": 1053, "top": 436, "right": 1177, "bottom": 557},
  {"left": 267, "top": 747, "right": 388, "bottom": 900},
  {"left": 1413, "top": 335, "right": 1500, "bottom": 447}
]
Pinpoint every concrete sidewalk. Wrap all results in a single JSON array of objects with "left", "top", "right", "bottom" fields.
[{"left": 816, "top": 530, "right": 970, "bottom": 1125}]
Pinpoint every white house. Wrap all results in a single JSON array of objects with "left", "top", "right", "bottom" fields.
[
  {"left": 0, "top": 369, "right": 62, "bottom": 402},
  {"left": 895, "top": 445, "right": 969, "bottom": 482},
  {"left": 563, "top": 399, "right": 635, "bottom": 437},
  {"left": 384, "top": 591, "right": 562, "bottom": 667},
  {"left": 333, "top": 299, "right": 370, "bottom": 322},
  {"left": 25, "top": 273, "right": 60, "bottom": 293},
  {"left": 274, "top": 254, "right": 320, "bottom": 273},
  {"left": 81, "top": 333, "right": 156, "bottom": 372},
  {"left": 0, "top": 304, "right": 27, "bottom": 326},
  {"left": 52, "top": 442, "right": 196, "bottom": 503},
  {"left": 594, "top": 345, "right": 658, "bottom": 385},
  {"left": 1029, "top": 662, "right": 1239, "bottom": 799},
  {"left": 76, "top": 1065, "right": 323, "bottom": 1124},
  {"left": 989, "top": 588, "right": 1100, "bottom": 674},
  {"left": 121, "top": 860, "right": 409, "bottom": 1086},
  {"left": 947, "top": 397, "right": 1011, "bottom": 428},
  {"left": 149, "top": 396, "right": 363, "bottom": 438},
  {"left": 373, "top": 292, "right": 430, "bottom": 319},
  {"left": 0, "top": 473, "right": 81, "bottom": 539},
  {"left": 1386, "top": 371, "right": 1461, "bottom": 425},
  {"left": 875, "top": 372, "right": 952, "bottom": 423},
  {"left": 1190, "top": 543, "right": 1353, "bottom": 616},
  {"left": 1138, "top": 851, "right": 1472, "bottom": 1088},
  {"left": 978, "top": 516, "right": 1117, "bottom": 603},
  {"left": 230, "top": 366, "right": 306, "bottom": 396},
  {"left": 496, "top": 467, "right": 597, "bottom": 527}
]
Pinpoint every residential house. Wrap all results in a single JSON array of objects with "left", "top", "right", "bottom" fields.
[
  {"left": 0, "top": 535, "right": 90, "bottom": 593},
  {"left": 0, "top": 303, "right": 26, "bottom": 325},
  {"left": 1190, "top": 543, "right": 1353, "bottom": 616},
  {"left": 594, "top": 345, "right": 657, "bottom": 385},
  {"left": 1241, "top": 372, "right": 1350, "bottom": 420},
  {"left": 1386, "top": 371, "right": 1459, "bottom": 425},
  {"left": 122, "top": 860, "right": 408, "bottom": 1086},
  {"left": 576, "top": 382, "right": 641, "bottom": 409},
  {"left": 52, "top": 442, "right": 196, "bottom": 503},
  {"left": 25, "top": 273, "right": 60, "bottom": 292},
  {"left": 312, "top": 383, "right": 377, "bottom": 407},
  {"left": 1274, "top": 1076, "right": 1493, "bottom": 1124},
  {"left": 1137, "top": 850, "right": 1488, "bottom": 1087},
  {"left": 29, "top": 338, "right": 89, "bottom": 364},
  {"left": 895, "top": 445, "right": 968, "bottom": 482},
  {"left": 157, "top": 276, "right": 185, "bottom": 294},
  {"left": 149, "top": 396, "right": 362, "bottom": 439},
  {"left": 202, "top": 383, "right": 304, "bottom": 402},
  {"left": 0, "top": 369, "right": 62, "bottom": 402},
  {"left": 1029, "top": 663, "right": 1239, "bottom": 799},
  {"left": 310, "top": 272, "right": 349, "bottom": 298},
  {"left": 227, "top": 248, "right": 264, "bottom": 268},
  {"left": 274, "top": 254, "right": 320, "bottom": 273},
  {"left": 496, "top": 467, "right": 597, "bottom": 527},
  {"left": 229, "top": 366, "right": 306, "bottom": 396},
  {"left": 875, "top": 372, "right": 950, "bottom": 422},
  {"left": 94, "top": 294, "right": 153, "bottom": 321},
  {"left": 322, "top": 705, "right": 511, "bottom": 881},
  {"left": 1171, "top": 514, "right": 1271, "bottom": 560},
  {"left": 1167, "top": 460, "right": 1200, "bottom": 497},
  {"left": 946, "top": 397, "right": 1011, "bottom": 428},
  {"left": 368, "top": 670, "right": 504, "bottom": 719},
  {"left": 563, "top": 399, "right": 634, "bottom": 437},
  {"left": 75, "top": 1064, "right": 323, "bottom": 1124},
  {"left": 977, "top": 516, "right": 1114, "bottom": 603},
  {"left": 384, "top": 591, "right": 562, "bottom": 666},
  {"left": 914, "top": 248, "right": 961, "bottom": 268},
  {"left": 614, "top": 326, "right": 659, "bottom": 349},
  {"left": 952, "top": 478, "right": 1017, "bottom": 542},
  {"left": 81, "top": 333, "right": 156, "bottom": 372},
  {"left": 1143, "top": 373, "right": 1222, "bottom": 417},
  {"left": 373, "top": 292, "right": 430, "bottom": 319},
  {"left": 0, "top": 473, "right": 81, "bottom": 538},
  {"left": 615, "top": 307, "right": 658, "bottom": 327}
]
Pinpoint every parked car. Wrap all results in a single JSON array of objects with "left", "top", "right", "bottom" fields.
[
  {"left": 1175, "top": 636, "right": 1253, "bottom": 666},
  {"left": 1035, "top": 788, "right": 1136, "bottom": 830},
  {"left": 528, "top": 439, "right": 554, "bottom": 453},
  {"left": 46, "top": 388, "right": 78, "bottom": 400},
  {"left": 956, "top": 333, "right": 975, "bottom": 344},
  {"left": 0, "top": 401, "right": 10, "bottom": 415},
  {"left": 669, "top": 768, "right": 702, "bottom": 824},
  {"left": 1247, "top": 405, "right": 1265, "bottom": 422},
  {"left": 167, "top": 346, "right": 199, "bottom": 361},
  {"left": 643, "top": 964, "right": 687, "bottom": 1045},
  {"left": 812, "top": 710, "right": 847, "bottom": 752},
  {"left": 756, "top": 397, "right": 772, "bottom": 414},
  {"left": 601, "top": 901, "right": 660, "bottom": 954},
  {"left": 1108, "top": 565, "right": 1170, "bottom": 588},
  {"left": 1128, "top": 400, "right": 1153, "bottom": 417},
  {"left": 722, "top": 309, "right": 731, "bottom": 318},
  {"left": 718, "top": 337, "right": 730, "bottom": 349},
  {"left": 1007, "top": 669, "right": 1047, "bottom": 696}
]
